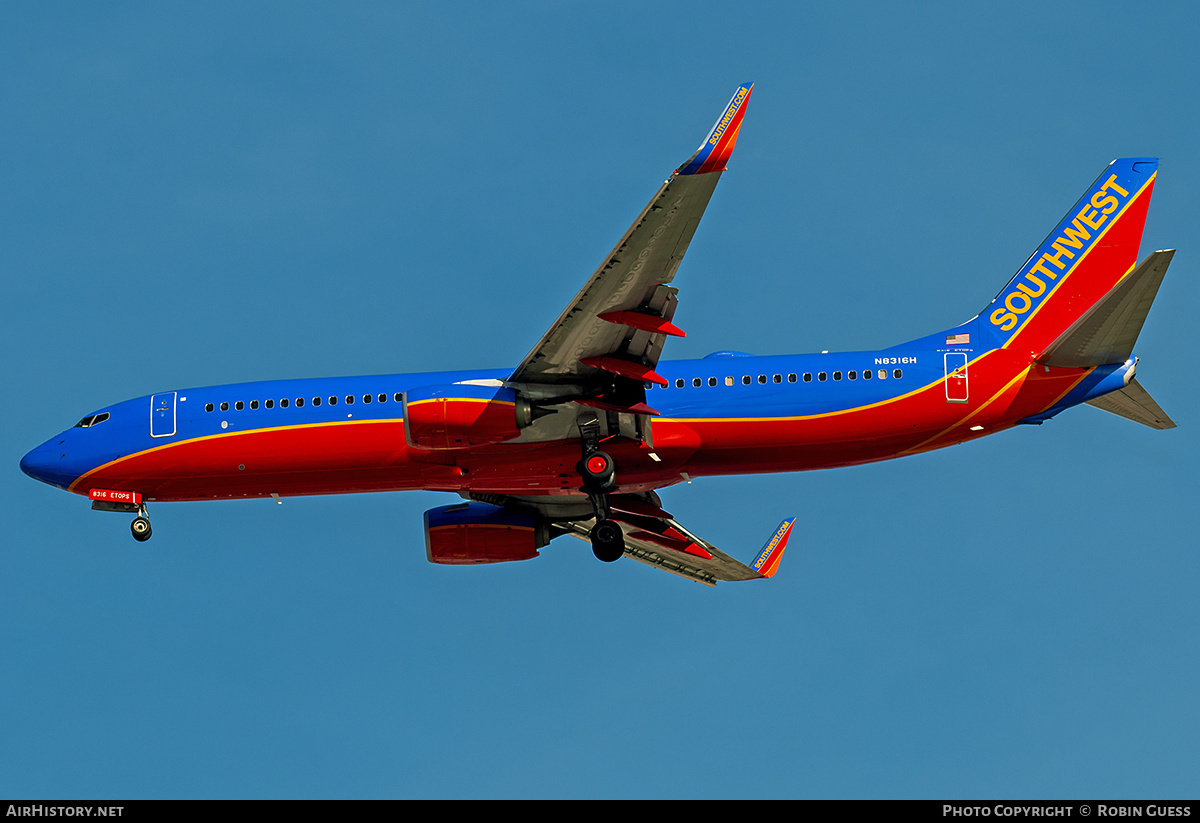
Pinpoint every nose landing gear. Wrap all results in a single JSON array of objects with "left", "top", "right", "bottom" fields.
[
  {"left": 88, "top": 490, "right": 153, "bottom": 543},
  {"left": 130, "top": 506, "right": 152, "bottom": 542},
  {"left": 131, "top": 516, "right": 152, "bottom": 542}
]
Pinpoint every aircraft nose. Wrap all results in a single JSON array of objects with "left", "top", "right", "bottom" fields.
[{"left": 20, "top": 437, "right": 74, "bottom": 489}]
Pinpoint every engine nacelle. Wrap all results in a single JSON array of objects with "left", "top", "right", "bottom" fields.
[
  {"left": 403, "top": 384, "right": 534, "bottom": 450},
  {"left": 424, "top": 502, "right": 549, "bottom": 565}
]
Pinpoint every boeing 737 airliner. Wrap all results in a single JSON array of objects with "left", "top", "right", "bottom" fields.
[{"left": 20, "top": 84, "right": 1176, "bottom": 585}]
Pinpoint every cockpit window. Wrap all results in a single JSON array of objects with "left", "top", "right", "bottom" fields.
[{"left": 73, "top": 412, "right": 110, "bottom": 428}]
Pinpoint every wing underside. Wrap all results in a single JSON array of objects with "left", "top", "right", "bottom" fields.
[{"left": 472, "top": 491, "right": 792, "bottom": 586}]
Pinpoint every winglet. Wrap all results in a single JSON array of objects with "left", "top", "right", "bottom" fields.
[
  {"left": 751, "top": 517, "right": 794, "bottom": 578},
  {"left": 676, "top": 83, "right": 753, "bottom": 175}
]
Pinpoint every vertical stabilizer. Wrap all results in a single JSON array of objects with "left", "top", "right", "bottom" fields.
[{"left": 983, "top": 158, "right": 1158, "bottom": 356}]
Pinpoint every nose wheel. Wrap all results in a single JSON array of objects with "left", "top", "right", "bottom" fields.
[{"left": 130, "top": 507, "right": 152, "bottom": 542}]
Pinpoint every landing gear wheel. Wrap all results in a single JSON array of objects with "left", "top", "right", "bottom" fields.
[
  {"left": 131, "top": 516, "right": 152, "bottom": 542},
  {"left": 590, "top": 518, "right": 624, "bottom": 562},
  {"left": 577, "top": 450, "right": 615, "bottom": 491}
]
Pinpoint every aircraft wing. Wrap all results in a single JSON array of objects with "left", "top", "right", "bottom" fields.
[
  {"left": 508, "top": 84, "right": 753, "bottom": 405},
  {"left": 562, "top": 493, "right": 793, "bottom": 586}
]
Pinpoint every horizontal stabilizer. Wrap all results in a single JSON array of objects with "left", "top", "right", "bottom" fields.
[
  {"left": 1085, "top": 377, "right": 1176, "bottom": 429},
  {"left": 1038, "top": 250, "right": 1174, "bottom": 367}
]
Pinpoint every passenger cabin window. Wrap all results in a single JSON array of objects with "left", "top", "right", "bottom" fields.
[
  {"left": 266, "top": 399, "right": 275, "bottom": 409},
  {"left": 329, "top": 396, "right": 337, "bottom": 405},
  {"left": 345, "top": 395, "right": 354, "bottom": 405},
  {"left": 788, "top": 374, "right": 797, "bottom": 383},
  {"left": 773, "top": 374, "right": 782, "bottom": 383},
  {"left": 220, "top": 402, "right": 229, "bottom": 411},
  {"left": 863, "top": 369, "right": 872, "bottom": 380},
  {"left": 205, "top": 403, "right": 214, "bottom": 413},
  {"left": 313, "top": 397, "right": 321, "bottom": 406},
  {"left": 363, "top": 394, "right": 372, "bottom": 403},
  {"left": 235, "top": 401, "right": 244, "bottom": 410},
  {"left": 849, "top": 371, "right": 857, "bottom": 380},
  {"left": 758, "top": 375, "right": 767, "bottom": 384},
  {"left": 250, "top": 400, "right": 259, "bottom": 409},
  {"left": 378, "top": 393, "right": 387, "bottom": 403},
  {"left": 725, "top": 377, "right": 734, "bottom": 386},
  {"left": 833, "top": 372, "right": 842, "bottom": 381},
  {"left": 818, "top": 372, "right": 827, "bottom": 382},
  {"left": 693, "top": 378, "right": 702, "bottom": 388},
  {"left": 877, "top": 370, "right": 887, "bottom": 380},
  {"left": 675, "top": 379, "right": 684, "bottom": 389},
  {"left": 394, "top": 393, "right": 402, "bottom": 402},
  {"left": 803, "top": 373, "right": 812, "bottom": 382},
  {"left": 281, "top": 398, "right": 290, "bottom": 408},
  {"left": 296, "top": 397, "right": 305, "bottom": 407},
  {"left": 742, "top": 376, "right": 751, "bottom": 385},
  {"left": 708, "top": 377, "right": 717, "bottom": 387},
  {"left": 893, "top": 369, "right": 903, "bottom": 379}
]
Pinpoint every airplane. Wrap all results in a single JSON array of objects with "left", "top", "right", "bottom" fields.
[{"left": 20, "top": 83, "right": 1177, "bottom": 586}]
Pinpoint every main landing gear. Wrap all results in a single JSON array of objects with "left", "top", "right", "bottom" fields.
[
  {"left": 576, "top": 426, "right": 624, "bottom": 563},
  {"left": 578, "top": 450, "right": 616, "bottom": 490},
  {"left": 589, "top": 517, "right": 624, "bottom": 563}
]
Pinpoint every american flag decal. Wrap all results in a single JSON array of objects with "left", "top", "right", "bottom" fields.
[{"left": 946, "top": 333, "right": 970, "bottom": 345}]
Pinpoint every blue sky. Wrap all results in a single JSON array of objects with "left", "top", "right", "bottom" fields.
[{"left": 3, "top": 2, "right": 1198, "bottom": 798}]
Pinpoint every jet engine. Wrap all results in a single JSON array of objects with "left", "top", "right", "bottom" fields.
[{"left": 424, "top": 502, "right": 550, "bottom": 565}]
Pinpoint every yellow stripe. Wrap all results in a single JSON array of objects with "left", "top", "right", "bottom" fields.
[
  {"left": 898, "top": 366, "right": 1030, "bottom": 455},
  {"left": 896, "top": 363, "right": 1096, "bottom": 456},
  {"left": 407, "top": 398, "right": 513, "bottom": 407},
  {"left": 67, "top": 417, "right": 406, "bottom": 493},
  {"left": 1040, "top": 367, "right": 1096, "bottom": 413}
]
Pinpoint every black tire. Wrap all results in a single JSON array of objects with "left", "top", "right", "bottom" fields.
[
  {"left": 577, "top": 451, "right": 616, "bottom": 491},
  {"left": 131, "top": 517, "right": 152, "bottom": 542},
  {"left": 590, "top": 518, "right": 624, "bottom": 562}
]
